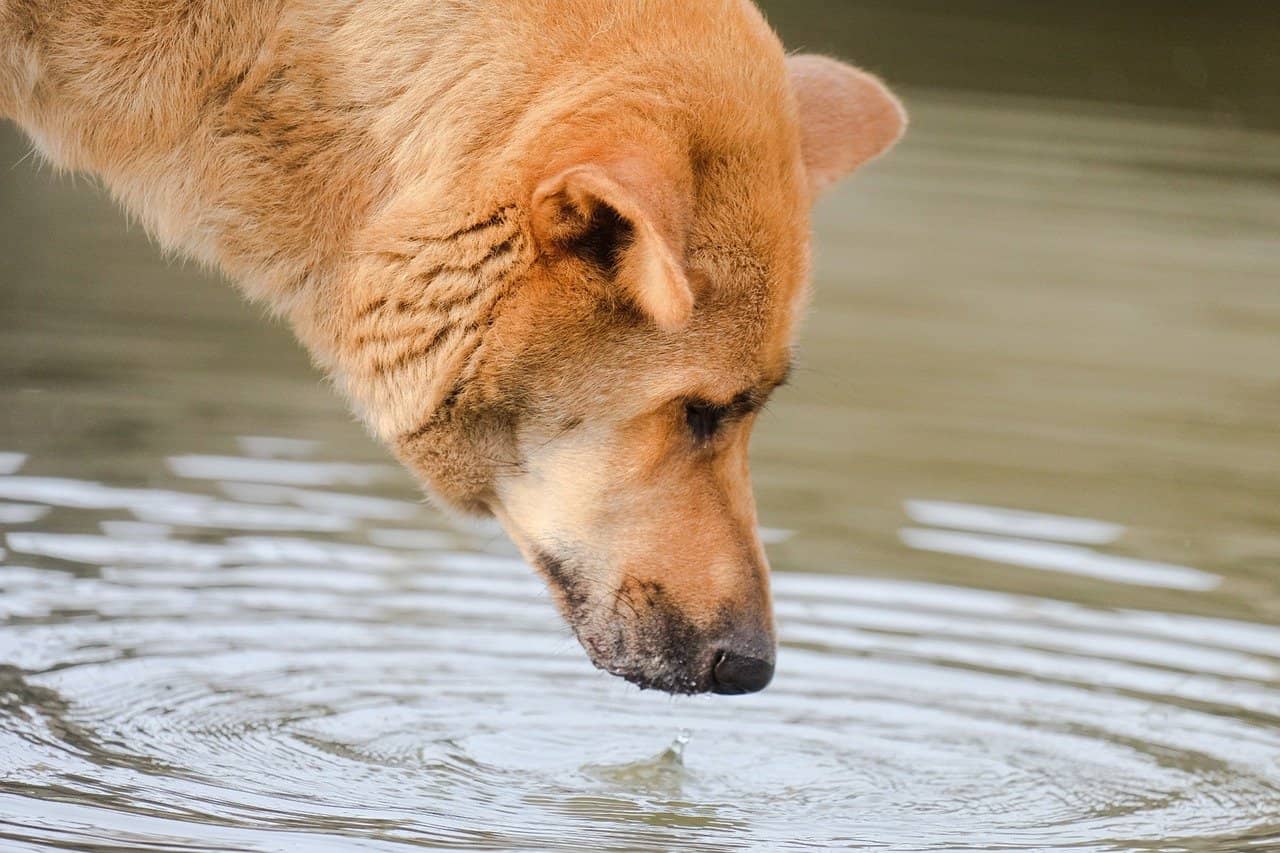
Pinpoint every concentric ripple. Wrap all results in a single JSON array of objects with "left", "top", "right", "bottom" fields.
[{"left": 2, "top": 447, "right": 1279, "bottom": 852}]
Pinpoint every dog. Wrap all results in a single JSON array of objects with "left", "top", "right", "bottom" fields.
[{"left": 0, "top": 0, "right": 904, "bottom": 694}]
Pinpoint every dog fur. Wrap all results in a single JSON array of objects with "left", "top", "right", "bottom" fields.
[{"left": 0, "top": 0, "right": 904, "bottom": 693}]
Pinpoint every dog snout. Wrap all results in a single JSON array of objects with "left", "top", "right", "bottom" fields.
[
  {"left": 708, "top": 625, "right": 775, "bottom": 694},
  {"left": 523, "top": 544, "right": 777, "bottom": 694},
  {"left": 571, "top": 596, "right": 776, "bottom": 695},
  {"left": 711, "top": 647, "right": 774, "bottom": 694}
]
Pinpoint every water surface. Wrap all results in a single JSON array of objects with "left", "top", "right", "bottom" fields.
[{"left": 2, "top": 53, "right": 1280, "bottom": 853}]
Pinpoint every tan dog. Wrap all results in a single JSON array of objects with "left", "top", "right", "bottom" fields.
[{"left": 0, "top": 0, "right": 904, "bottom": 694}]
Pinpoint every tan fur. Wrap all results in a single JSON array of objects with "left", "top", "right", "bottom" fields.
[{"left": 1, "top": 0, "right": 904, "bottom": 693}]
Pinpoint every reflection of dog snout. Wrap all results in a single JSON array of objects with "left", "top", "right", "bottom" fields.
[{"left": 711, "top": 648, "right": 774, "bottom": 694}]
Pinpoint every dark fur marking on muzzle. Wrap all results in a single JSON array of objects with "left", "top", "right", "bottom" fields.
[{"left": 534, "top": 549, "right": 589, "bottom": 612}]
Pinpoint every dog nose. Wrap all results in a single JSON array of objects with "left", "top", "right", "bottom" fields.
[{"left": 711, "top": 649, "right": 774, "bottom": 694}]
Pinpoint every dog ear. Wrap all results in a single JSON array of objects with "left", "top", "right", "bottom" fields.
[
  {"left": 787, "top": 54, "right": 906, "bottom": 196},
  {"left": 531, "top": 160, "right": 693, "bottom": 331}
]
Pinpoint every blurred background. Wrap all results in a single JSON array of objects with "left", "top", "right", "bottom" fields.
[
  {"left": 766, "top": 0, "right": 1280, "bottom": 125},
  {"left": 1, "top": 3, "right": 1278, "bottom": 851}
]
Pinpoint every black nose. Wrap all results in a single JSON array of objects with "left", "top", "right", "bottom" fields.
[{"left": 711, "top": 649, "right": 775, "bottom": 694}]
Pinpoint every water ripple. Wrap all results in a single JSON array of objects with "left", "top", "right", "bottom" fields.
[{"left": 1, "top": 457, "right": 1278, "bottom": 851}]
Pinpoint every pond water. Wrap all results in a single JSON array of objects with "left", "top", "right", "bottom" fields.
[{"left": 3, "top": 27, "right": 1280, "bottom": 853}]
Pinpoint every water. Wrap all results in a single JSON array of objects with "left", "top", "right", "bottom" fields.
[{"left": 3, "top": 28, "right": 1280, "bottom": 853}]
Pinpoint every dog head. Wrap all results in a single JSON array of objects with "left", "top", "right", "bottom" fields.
[{"left": 339, "top": 49, "right": 903, "bottom": 694}]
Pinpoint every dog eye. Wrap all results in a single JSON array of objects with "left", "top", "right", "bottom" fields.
[{"left": 685, "top": 401, "right": 727, "bottom": 443}]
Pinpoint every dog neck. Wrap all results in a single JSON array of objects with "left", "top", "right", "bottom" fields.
[
  {"left": 3, "top": 1, "right": 695, "bottom": 509},
  {"left": 4, "top": 3, "right": 581, "bottom": 448}
]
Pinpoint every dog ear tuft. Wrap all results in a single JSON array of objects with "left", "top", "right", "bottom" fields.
[
  {"left": 532, "top": 162, "right": 693, "bottom": 331},
  {"left": 787, "top": 54, "right": 906, "bottom": 196}
]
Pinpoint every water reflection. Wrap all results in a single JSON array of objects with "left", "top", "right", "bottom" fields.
[
  {"left": 899, "top": 528, "right": 1220, "bottom": 591},
  {"left": 899, "top": 501, "right": 1222, "bottom": 589},
  {"left": 904, "top": 500, "right": 1125, "bottom": 544},
  {"left": 0, "top": 453, "right": 26, "bottom": 475},
  {"left": 168, "top": 454, "right": 397, "bottom": 487},
  {"left": 2, "top": 445, "right": 1279, "bottom": 849}
]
